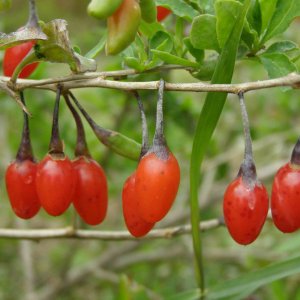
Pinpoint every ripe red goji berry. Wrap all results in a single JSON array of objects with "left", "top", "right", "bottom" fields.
[
  {"left": 223, "top": 93, "right": 269, "bottom": 245},
  {"left": 271, "top": 139, "right": 300, "bottom": 233},
  {"left": 36, "top": 88, "right": 75, "bottom": 216},
  {"left": 135, "top": 80, "right": 180, "bottom": 223},
  {"left": 65, "top": 94, "right": 108, "bottom": 225},
  {"left": 5, "top": 92, "right": 40, "bottom": 219}
]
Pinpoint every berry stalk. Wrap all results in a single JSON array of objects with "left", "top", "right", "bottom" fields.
[
  {"left": 132, "top": 91, "right": 149, "bottom": 159},
  {"left": 64, "top": 94, "right": 91, "bottom": 158},
  {"left": 152, "top": 79, "right": 168, "bottom": 160},
  {"left": 49, "top": 86, "right": 64, "bottom": 155},
  {"left": 16, "top": 91, "right": 34, "bottom": 162},
  {"left": 238, "top": 92, "right": 257, "bottom": 186},
  {"left": 69, "top": 92, "right": 141, "bottom": 160}
]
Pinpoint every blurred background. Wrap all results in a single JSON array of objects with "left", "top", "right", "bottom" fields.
[{"left": 1, "top": 1, "right": 300, "bottom": 299}]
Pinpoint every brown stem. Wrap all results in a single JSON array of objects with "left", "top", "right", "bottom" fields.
[
  {"left": 16, "top": 91, "right": 34, "bottom": 162},
  {"left": 291, "top": 138, "right": 300, "bottom": 165},
  {"left": 48, "top": 86, "right": 64, "bottom": 155},
  {"left": 64, "top": 94, "right": 91, "bottom": 158}
]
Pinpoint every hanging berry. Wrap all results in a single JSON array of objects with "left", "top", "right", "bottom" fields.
[
  {"left": 5, "top": 92, "right": 40, "bottom": 219},
  {"left": 271, "top": 139, "right": 300, "bottom": 233},
  {"left": 122, "top": 92, "right": 154, "bottom": 237},
  {"left": 3, "top": 0, "right": 40, "bottom": 78},
  {"left": 70, "top": 92, "right": 140, "bottom": 160},
  {"left": 65, "top": 93, "right": 108, "bottom": 226},
  {"left": 135, "top": 80, "right": 181, "bottom": 223},
  {"left": 35, "top": 87, "right": 76, "bottom": 216},
  {"left": 106, "top": 0, "right": 141, "bottom": 55},
  {"left": 223, "top": 92, "right": 269, "bottom": 245}
]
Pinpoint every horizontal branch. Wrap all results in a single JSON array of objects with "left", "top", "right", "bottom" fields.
[
  {"left": 0, "top": 71, "right": 299, "bottom": 94},
  {"left": 0, "top": 218, "right": 224, "bottom": 241}
]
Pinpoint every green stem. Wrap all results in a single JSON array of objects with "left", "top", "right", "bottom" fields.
[{"left": 10, "top": 51, "right": 38, "bottom": 84}]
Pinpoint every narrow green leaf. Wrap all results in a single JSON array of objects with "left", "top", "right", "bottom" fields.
[
  {"left": 215, "top": 0, "right": 242, "bottom": 49},
  {"left": 190, "top": 14, "right": 220, "bottom": 51},
  {"left": 241, "top": 20, "right": 258, "bottom": 50},
  {"left": 124, "top": 57, "right": 145, "bottom": 71},
  {"left": 246, "top": 0, "right": 262, "bottom": 36},
  {"left": 262, "top": 0, "right": 300, "bottom": 43},
  {"left": 167, "top": 289, "right": 200, "bottom": 300},
  {"left": 118, "top": 275, "right": 132, "bottom": 300},
  {"left": 265, "top": 40, "right": 298, "bottom": 54},
  {"left": 183, "top": 37, "right": 204, "bottom": 63},
  {"left": 189, "top": 0, "right": 251, "bottom": 294},
  {"left": 139, "top": 20, "right": 165, "bottom": 38},
  {"left": 149, "top": 31, "right": 173, "bottom": 53},
  {"left": 151, "top": 49, "right": 200, "bottom": 67},
  {"left": 156, "top": 0, "right": 199, "bottom": 21},
  {"left": 258, "top": 0, "right": 277, "bottom": 36},
  {"left": 85, "top": 33, "right": 107, "bottom": 59},
  {"left": 170, "top": 256, "right": 300, "bottom": 300},
  {"left": 259, "top": 52, "right": 297, "bottom": 79},
  {"left": 208, "top": 255, "right": 300, "bottom": 299}
]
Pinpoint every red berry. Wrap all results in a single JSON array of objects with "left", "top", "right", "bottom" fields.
[
  {"left": 5, "top": 159, "right": 40, "bottom": 219},
  {"left": 223, "top": 176, "right": 269, "bottom": 245},
  {"left": 157, "top": 6, "right": 171, "bottom": 22},
  {"left": 271, "top": 163, "right": 300, "bottom": 233},
  {"left": 36, "top": 154, "right": 75, "bottom": 216},
  {"left": 3, "top": 41, "right": 38, "bottom": 78},
  {"left": 135, "top": 152, "right": 180, "bottom": 223},
  {"left": 122, "top": 172, "right": 155, "bottom": 237},
  {"left": 72, "top": 156, "right": 108, "bottom": 225}
]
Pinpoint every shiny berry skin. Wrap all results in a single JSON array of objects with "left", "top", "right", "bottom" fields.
[
  {"left": 36, "top": 154, "right": 75, "bottom": 216},
  {"left": 122, "top": 172, "right": 155, "bottom": 237},
  {"left": 3, "top": 41, "right": 38, "bottom": 78},
  {"left": 72, "top": 156, "right": 108, "bottom": 225},
  {"left": 271, "top": 163, "right": 300, "bottom": 233},
  {"left": 5, "top": 159, "right": 40, "bottom": 219},
  {"left": 135, "top": 152, "right": 180, "bottom": 223},
  {"left": 157, "top": 6, "right": 171, "bottom": 22},
  {"left": 223, "top": 176, "right": 269, "bottom": 245}
]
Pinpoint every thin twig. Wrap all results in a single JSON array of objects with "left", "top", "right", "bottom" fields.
[
  {"left": 0, "top": 218, "right": 224, "bottom": 240},
  {"left": 1, "top": 72, "right": 299, "bottom": 93}
]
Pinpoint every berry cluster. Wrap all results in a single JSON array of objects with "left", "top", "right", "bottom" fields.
[
  {"left": 5, "top": 81, "right": 180, "bottom": 237},
  {"left": 6, "top": 89, "right": 108, "bottom": 226},
  {"left": 223, "top": 93, "right": 300, "bottom": 245},
  {"left": 122, "top": 81, "right": 180, "bottom": 237}
]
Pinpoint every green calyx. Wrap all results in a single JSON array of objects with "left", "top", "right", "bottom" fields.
[
  {"left": 140, "top": 0, "right": 157, "bottom": 23},
  {"left": 87, "top": 0, "right": 122, "bottom": 20},
  {"left": 106, "top": 0, "right": 141, "bottom": 55}
]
